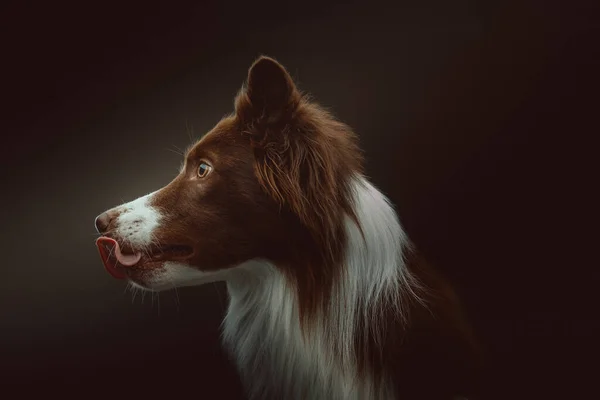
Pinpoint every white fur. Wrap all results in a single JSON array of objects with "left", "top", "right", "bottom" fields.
[
  {"left": 120, "top": 176, "right": 420, "bottom": 399},
  {"left": 143, "top": 261, "right": 235, "bottom": 291},
  {"left": 114, "top": 191, "right": 161, "bottom": 250},
  {"left": 221, "top": 175, "right": 421, "bottom": 400}
]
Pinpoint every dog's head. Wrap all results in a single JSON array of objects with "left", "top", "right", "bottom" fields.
[{"left": 94, "top": 56, "right": 362, "bottom": 292}]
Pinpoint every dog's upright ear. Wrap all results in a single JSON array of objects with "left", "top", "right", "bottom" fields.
[{"left": 235, "top": 56, "right": 301, "bottom": 126}]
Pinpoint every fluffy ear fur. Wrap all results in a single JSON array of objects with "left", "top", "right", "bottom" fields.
[
  {"left": 235, "top": 56, "right": 301, "bottom": 125},
  {"left": 235, "top": 56, "right": 363, "bottom": 267},
  {"left": 235, "top": 55, "right": 364, "bottom": 320}
]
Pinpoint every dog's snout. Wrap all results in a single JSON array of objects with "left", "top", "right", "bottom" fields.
[{"left": 95, "top": 212, "right": 113, "bottom": 234}]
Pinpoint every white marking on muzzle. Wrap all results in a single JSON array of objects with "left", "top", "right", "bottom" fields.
[{"left": 115, "top": 191, "right": 161, "bottom": 249}]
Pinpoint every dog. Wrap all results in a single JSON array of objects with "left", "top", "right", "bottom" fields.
[{"left": 94, "top": 56, "right": 481, "bottom": 399}]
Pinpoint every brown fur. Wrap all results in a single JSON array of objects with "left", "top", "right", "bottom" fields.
[
  {"left": 362, "top": 245, "right": 483, "bottom": 398},
  {"left": 97, "top": 56, "right": 481, "bottom": 398}
]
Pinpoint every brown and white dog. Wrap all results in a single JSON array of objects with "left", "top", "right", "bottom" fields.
[{"left": 94, "top": 56, "right": 481, "bottom": 400}]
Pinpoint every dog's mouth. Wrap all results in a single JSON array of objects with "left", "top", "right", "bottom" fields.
[{"left": 95, "top": 237, "right": 193, "bottom": 280}]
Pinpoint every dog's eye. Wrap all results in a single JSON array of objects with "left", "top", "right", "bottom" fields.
[{"left": 197, "top": 162, "right": 212, "bottom": 178}]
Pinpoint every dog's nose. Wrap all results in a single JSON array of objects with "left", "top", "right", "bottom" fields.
[{"left": 95, "top": 212, "right": 112, "bottom": 234}]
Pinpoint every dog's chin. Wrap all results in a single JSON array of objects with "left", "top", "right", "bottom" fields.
[
  {"left": 128, "top": 279, "right": 180, "bottom": 293},
  {"left": 124, "top": 268, "right": 169, "bottom": 292},
  {"left": 128, "top": 279, "right": 160, "bottom": 292},
  {"left": 126, "top": 261, "right": 231, "bottom": 292}
]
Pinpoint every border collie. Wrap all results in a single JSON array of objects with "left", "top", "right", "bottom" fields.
[{"left": 94, "top": 56, "right": 481, "bottom": 399}]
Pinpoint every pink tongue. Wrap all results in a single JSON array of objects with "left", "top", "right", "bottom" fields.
[{"left": 113, "top": 240, "right": 142, "bottom": 266}]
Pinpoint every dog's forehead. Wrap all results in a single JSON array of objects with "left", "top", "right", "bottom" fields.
[{"left": 186, "top": 117, "right": 238, "bottom": 159}]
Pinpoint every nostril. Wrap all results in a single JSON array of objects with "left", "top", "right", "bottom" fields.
[{"left": 95, "top": 212, "right": 111, "bottom": 234}]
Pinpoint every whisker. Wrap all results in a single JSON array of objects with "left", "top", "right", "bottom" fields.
[
  {"left": 167, "top": 147, "right": 183, "bottom": 156},
  {"left": 213, "top": 282, "right": 225, "bottom": 311},
  {"left": 174, "top": 285, "right": 181, "bottom": 312},
  {"left": 157, "top": 292, "right": 161, "bottom": 317},
  {"left": 185, "top": 120, "right": 194, "bottom": 144},
  {"left": 168, "top": 276, "right": 181, "bottom": 313},
  {"left": 169, "top": 144, "right": 185, "bottom": 155}
]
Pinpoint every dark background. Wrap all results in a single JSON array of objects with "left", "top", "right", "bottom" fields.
[{"left": 1, "top": 1, "right": 596, "bottom": 398}]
